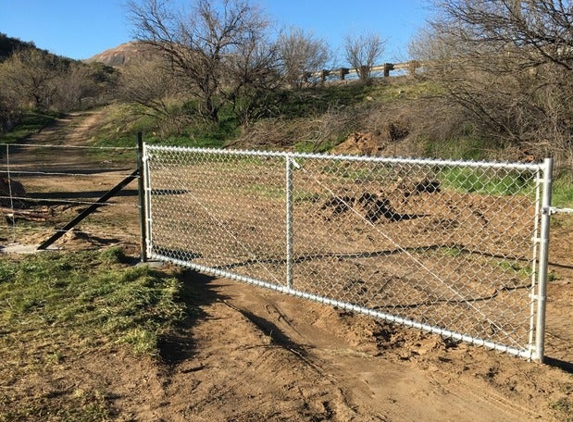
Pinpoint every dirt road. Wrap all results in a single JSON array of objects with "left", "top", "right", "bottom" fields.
[{"left": 2, "top": 110, "right": 573, "bottom": 421}]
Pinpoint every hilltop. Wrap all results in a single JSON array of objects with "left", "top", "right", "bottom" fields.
[
  {"left": 84, "top": 41, "right": 156, "bottom": 67},
  {"left": 0, "top": 33, "right": 50, "bottom": 62}
]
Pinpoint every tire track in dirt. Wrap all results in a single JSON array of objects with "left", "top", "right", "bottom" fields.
[{"left": 142, "top": 273, "right": 568, "bottom": 422}]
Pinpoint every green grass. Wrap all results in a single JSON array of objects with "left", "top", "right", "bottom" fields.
[
  {"left": 89, "top": 103, "right": 234, "bottom": 152},
  {"left": 0, "top": 247, "right": 191, "bottom": 356},
  {"left": 271, "top": 84, "right": 370, "bottom": 119},
  {"left": 438, "top": 246, "right": 464, "bottom": 258},
  {"left": 552, "top": 172, "right": 573, "bottom": 208},
  {"left": 437, "top": 165, "right": 573, "bottom": 205},
  {"left": 497, "top": 260, "right": 533, "bottom": 277},
  {"left": 0, "top": 247, "right": 195, "bottom": 421},
  {"left": 422, "top": 134, "right": 493, "bottom": 161},
  {"left": 438, "top": 167, "right": 534, "bottom": 196},
  {"left": 0, "top": 110, "right": 59, "bottom": 144}
]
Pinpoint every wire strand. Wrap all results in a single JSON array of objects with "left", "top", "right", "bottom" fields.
[{"left": 0, "top": 143, "right": 136, "bottom": 151}]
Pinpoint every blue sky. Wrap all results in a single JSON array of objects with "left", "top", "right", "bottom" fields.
[{"left": 0, "top": 0, "right": 429, "bottom": 62}]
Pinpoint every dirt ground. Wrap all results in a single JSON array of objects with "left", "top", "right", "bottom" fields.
[{"left": 1, "top": 111, "right": 573, "bottom": 421}]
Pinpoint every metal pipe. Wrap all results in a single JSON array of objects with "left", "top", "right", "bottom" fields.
[
  {"left": 137, "top": 133, "right": 147, "bottom": 262},
  {"left": 145, "top": 144, "right": 544, "bottom": 171},
  {"left": 285, "top": 156, "right": 294, "bottom": 289},
  {"left": 141, "top": 142, "right": 154, "bottom": 258},
  {"left": 534, "top": 158, "right": 553, "bottom": 362}
]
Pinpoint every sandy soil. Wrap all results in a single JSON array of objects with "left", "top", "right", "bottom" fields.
[{"left": 1, "top": 110, "right": 572, "bottom": 421}]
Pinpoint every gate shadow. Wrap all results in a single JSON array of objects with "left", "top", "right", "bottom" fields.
[
  {"left": 544, "top": 357, "right": 573, "bottom": 374},
  {"left": 156, "top": 267, "right": 313, "bottom": 370},
  {"left": 156, "top": 269, "right": 230, "bottom": 366}
]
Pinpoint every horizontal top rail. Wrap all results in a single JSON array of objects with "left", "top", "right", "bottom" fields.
[{"left": 144, "top": 144, "right": 548, "bottom": 172}]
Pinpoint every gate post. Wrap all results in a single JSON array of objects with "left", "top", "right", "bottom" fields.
[
  {"left": 137, "top": 132, "right": 148, "bottom": 262},
  {"left": 535, "top": 158, "right": 553, "bottom": 362},
  {"left": 286, "top": 154, "right": 294, "bottom": 289}
]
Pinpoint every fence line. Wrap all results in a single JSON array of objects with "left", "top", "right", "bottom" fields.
[
  {"left": 0, "top": 143, "right": 141, "bottom": 250},
  {"left": 142, "top": 145, "right": 553, "bottom": 362},
  {"left": 0, "top": 140, "right": 556, "bottom": 361}
]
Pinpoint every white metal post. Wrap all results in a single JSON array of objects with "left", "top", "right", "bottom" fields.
[
  {"left": 286, "top": 155, "right": 294, "bottom": 289},
  {"left": 535, "top": 158, "right": 553, "bottom": 362},
  {"left": 142, "top": 142, "right": 154, "bottom": 258}
]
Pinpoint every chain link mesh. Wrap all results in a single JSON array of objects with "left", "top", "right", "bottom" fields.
[{"left": 144, "top": 145, "right": 549, "bottom": 358}]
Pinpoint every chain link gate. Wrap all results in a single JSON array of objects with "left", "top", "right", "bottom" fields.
[{"left": 142, "top": 145, "right": 553, "bottom": 362}]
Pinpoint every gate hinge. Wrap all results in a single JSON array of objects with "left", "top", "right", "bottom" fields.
[{"left": 549, "top": 207, "right": 573, "bottom": 215}]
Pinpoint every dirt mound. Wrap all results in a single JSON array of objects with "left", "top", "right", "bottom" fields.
[
  {"left": 334, "top": 123, "right": 411, "bottom": 156},
  {"left": 0, "top": 174, "right": 26, "bottom": 208},
  {"left": 334, "top": 131, "right": 382, "bottom": 155}
]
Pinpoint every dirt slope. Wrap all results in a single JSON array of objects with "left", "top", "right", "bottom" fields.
[{"left": 2, "top": 110, "right": 573, "bottom": 421}]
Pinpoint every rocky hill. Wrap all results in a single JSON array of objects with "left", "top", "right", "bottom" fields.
[{"left": 85, "top": 41, "right": 155, "bottom": 67}]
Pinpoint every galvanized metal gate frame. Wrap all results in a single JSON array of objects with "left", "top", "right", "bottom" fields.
[{"left": 141, "top": 144, "right": 553, "bottom": 362}]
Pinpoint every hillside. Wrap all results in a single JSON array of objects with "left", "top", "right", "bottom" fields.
[
  {"left": 0, "top": 33, "right": 44, "bottom": 61},
  {"left": 85, "top": 41, "right": 156, "bottom": 67}
]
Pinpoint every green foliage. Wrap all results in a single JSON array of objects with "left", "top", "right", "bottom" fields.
[
  {"left": 0, "top": 110, "right": 59, "bottom": 144},
  {"left": 438, "top": 167, "right": 533, "bottom": 196},
  {"left": 552, "top": 170, "right": 573, "bottom": 208},
  {"left": 0, "top": 248, "right": 190, "bottom": 355}
]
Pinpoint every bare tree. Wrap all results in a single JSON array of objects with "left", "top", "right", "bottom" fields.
[
  {"left": 220, "top": 24, "right": 282, "bottom": 125},
  {"left": 119, "top": 54, "right": 185, "bottom": 123},
  {"left": 431, "top": 0, "right": 573, "bottom": 70},
  {"left": 127, "top": 0, "right": 279, "bottom": 124},
  {"left": 411, "top": 0, "right": 573, "bottom": 164},
  {"left": 51, "top": 62, "right": 107, "bottom": 110},
  {"left": 277, "top": 27, "right": 331, "bottom": 88},
  {"left": 343, "top": 31, "right": 385, "bottom": 80},
  {"left": 0, "top": 89, "right": 18, "bottom": 133}
]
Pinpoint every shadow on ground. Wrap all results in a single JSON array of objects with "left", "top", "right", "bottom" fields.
[{"left": 157, "top": 269, "right": 229, "bottom": 366}]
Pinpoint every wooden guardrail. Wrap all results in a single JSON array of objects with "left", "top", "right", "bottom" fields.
[{"left": 307, "top": 60, "right": 422, "bottom": 83}]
